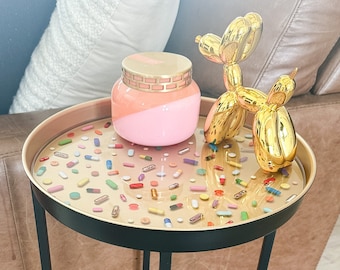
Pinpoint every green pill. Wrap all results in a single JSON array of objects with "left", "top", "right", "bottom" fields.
[
  {"left": 58, "top": 138, "right": 72, "bottom": 146},
  {"left": 241, "top": 211, "right": 249, "bottom": 221},
  {"left": 170, "top": 194, "right": 177, "bottom": 201},
  {"left": 252, "top": 200, "right": 258, "bottom": 207},
  {"left": 36, "top": 166, "right": 46, "bottom": 176},
  {"left": 69, "top": 192, "right": 80, "bottom": 200},
  {"left": 106, "top": 179, "right": 118, "bottom": 190},
  {"left": 196, "top": 168, "right": 206, "bottom": 176}
]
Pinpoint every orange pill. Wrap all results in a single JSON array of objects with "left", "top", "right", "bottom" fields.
[
  {"left": 265, "top": 195, "right": 274, "bottom": 202},
  {"left": 214, "top": 190, "right": 224, "bottom": 196},
  {"left": 207, "top": 221, "right": 214, "bottom": 226},
  {"left": 150, "top": 180, "right": 159, "bottom": 187},
  {"left": 169, "top": 162, "right": 177, "bottom": 168},
  {"left": 141, "top": 217, "right": 151, "bottom": 225},
  {"left": 50, "top": 160, "right": 59, "bottom": 166},
  {"left": 94, "top": 148, "right": 102, "bottom": 154}
]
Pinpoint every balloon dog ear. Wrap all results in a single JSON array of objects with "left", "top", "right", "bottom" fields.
[{"left": 240, "top": 12, "right": 263, "bottom": 62}]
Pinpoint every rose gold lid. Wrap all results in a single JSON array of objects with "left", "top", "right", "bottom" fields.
[{"left": 121, "top": 52, "right": 192, "bottom": 92}]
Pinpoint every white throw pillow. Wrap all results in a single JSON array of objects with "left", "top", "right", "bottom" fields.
[{"left": 9, "top": 0, "right": 179, "bottom": 113}]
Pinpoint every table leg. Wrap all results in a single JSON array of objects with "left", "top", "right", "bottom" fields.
[
  {"left": 257, "top": 230, "right": 276, "bottom": 270},
  {"left": 143, "top": 250, "right": 151, "bottom": 270},
  {"left": 159, "top": 252, "right": 172, "bottom": 270},
  {"left": 31, "top": 187, "right": 52, "bottom": 270}
]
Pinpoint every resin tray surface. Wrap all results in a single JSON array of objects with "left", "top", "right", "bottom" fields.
[{"left": 24, "top": 98, "right": 315, "bottom": 234}]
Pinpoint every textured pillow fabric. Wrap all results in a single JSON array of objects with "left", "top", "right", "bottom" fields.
[
  {"left": 312, "top": 38, "right": 340, "bottom": 95},
  {"left": 165, "top": 0, "right": 340, "bottom": 98},
  {"left": 9, "top": 0, "right": 179, "bottom": 113}
]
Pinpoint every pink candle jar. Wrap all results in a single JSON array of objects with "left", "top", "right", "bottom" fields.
[{"left": 111, "top": 52, "right": 201, "bottom": 146}]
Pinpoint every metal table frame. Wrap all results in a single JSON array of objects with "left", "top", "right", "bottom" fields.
[{"left": 32, "top": 182, "right": 290, "bottom": 270}]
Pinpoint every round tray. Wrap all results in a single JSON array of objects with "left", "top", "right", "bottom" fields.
[{"left": 22, "top": 97, "right": 316, "bottom": 252}]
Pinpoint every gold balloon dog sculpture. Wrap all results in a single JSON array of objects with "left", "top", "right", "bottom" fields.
[{"left": 195, "top": 12, "right": 297, "bottom": 172}]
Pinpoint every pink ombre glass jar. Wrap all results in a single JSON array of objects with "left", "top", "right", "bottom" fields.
[{"left": 111, "top": 52, "right": 201, "bottom": 146}]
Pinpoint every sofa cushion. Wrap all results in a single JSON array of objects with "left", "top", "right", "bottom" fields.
[
  {"left": 9, "top": 0, "right": 179, "bottom": 113},
  {"left": 312, "top": 38, "right": 340, "bottom": 95},
  {"left": 165, "top": 0, "right": 340, "bottom": 98}
]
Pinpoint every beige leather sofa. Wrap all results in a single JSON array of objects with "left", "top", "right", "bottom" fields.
[{"left": 1, "top": 0, "right": 339, "bottom": 269}]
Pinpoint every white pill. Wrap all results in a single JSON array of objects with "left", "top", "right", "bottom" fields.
[
  {"left": 156, "top": 172, "right": 166, "bottom": 177},
  {"left": 228, "top": 152, "right": 237, "bottom": 158},
  {"left": 122, "top": 176, "right": 131, "bottom": 181},
  {"left": 58, "top": 171, "right": 68, "bottom": 179},
  {"left": 191, "top": 199, "right": 199, "bottom": 209}
]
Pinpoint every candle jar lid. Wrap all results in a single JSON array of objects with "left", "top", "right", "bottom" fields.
[{"left": 121, "top": 52, "right": 192, "bottom": 92}]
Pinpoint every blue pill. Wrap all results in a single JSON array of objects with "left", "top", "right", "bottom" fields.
[
  {"left": 265, "top": 186, "right": 281, "bottom": 196},
  {"left": 164, "top": 218, "right": 172, "bottom": 228},
  {"left": 208, "top": 143, "right": 218, "bottom": 152},
  {"left": 127, "top": 149, "right": 135, "bottom": 157},
  {"left": 263, "top": 207, "right": 273, "bottom": 213},
  {"left": 94, "top": 138, "right": 100, "bottom": 147},
  {"left": 106, "top": 160, "right": 112, "bottom": 170}
]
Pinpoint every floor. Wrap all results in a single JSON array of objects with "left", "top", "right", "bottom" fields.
[{"left": 316, "top": 215, "right": 340, "bottom": 270}]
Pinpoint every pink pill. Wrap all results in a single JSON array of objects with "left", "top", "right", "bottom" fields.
[
  {"left": 129, "top": 203, "right": 139, "bottom": 210},
  {"left": 92, "top": 207, "right": 103, "bottom": 212},
  {"left": 120, "top": 194, "right": 127, "bottom": 202},
  {"left": 228, "top": 203, "right": 238, "bottom": 209},
  {"left": 91, "top": 171, "right": 99, "bottom": 177},
  {"left": 190, "top": 185, "right": 207, "bottom": 192},
  {"left": 81, "top": 125, "right": 94, "bottom": 131},
  {"left": 123, "top": 162, "right": 135, "bottom": 168},
  {"left": 47, "top": 185, "right": 64, "bottom": 193}
]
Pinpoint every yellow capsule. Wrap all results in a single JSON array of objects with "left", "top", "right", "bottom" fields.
[
  {"left": 77, "top": 177, "right": 89, "bottom": 187},
  {"left": 148, "top": 207, "right": 164, "bottom": 216},
  {"left": 226, "top": 160, "right": 242, "bottom": 168}
]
